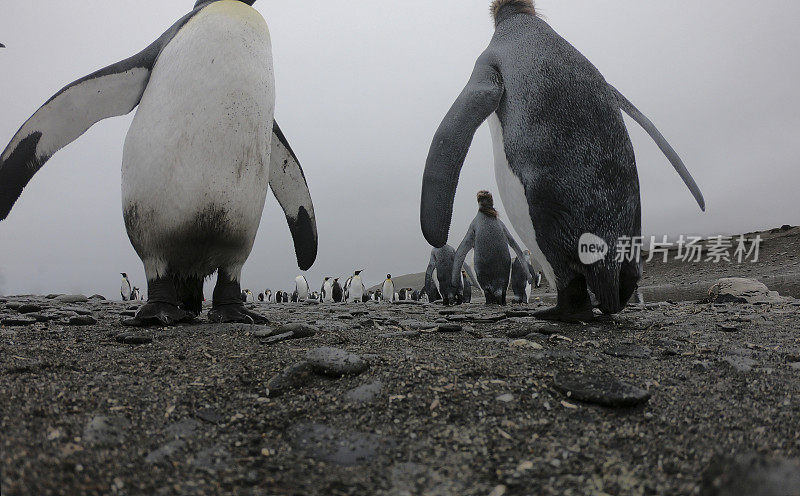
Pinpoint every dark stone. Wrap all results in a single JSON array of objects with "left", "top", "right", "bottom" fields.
[
  {"left": 398, "top": 319, "right": 438, "bottom": 331},
  {"left": 195, "top": 408, "right": 225, "bottom": 425},
  {"left": 5, "top": 302, "right": 23, "bottom": 310},
  {"left": 145, "top": 440, "right": 186, "bottom": 465},
  {"left": 553, "top": 371, "right": 651, "bottom": 407},
  {"left": 89, "top": 294, "right": 107, "bottom": 300},
  {"left": 306, "top": 347, "right": 369, "bottom": 377},
  {"left": 721, "top": 356, "right": 757, "bottom": 373},
  {"left": 700, "top": 453, "right": 800, "bottom": 496},
  {"left": 378, "top": 330, "right": 420, "bottom": 339},
  {"left": 267, "top": 362, "right": 315, "bottom": 397},
  {"left": 437, "top": 324, "right": 463, "bottom": 333},
  {"left": 191, "top": 446, "right": 231, "bottom": 472},
  {"left": 115, "top": 333, "right": 153, "bottom": 345},
  {"left": 165, "top": 419, "right": 202, "bottom": 440},
  {"left": 2, "top": 316, "right": 37, "bottom": 326},
  {"left": 83, "top": 415, "right": 130, "bottom": 447},
  {"left": 289, "top": 423, "right": 392, "bottom": 466},
  {"left": 258, "top": 324, "right": 317, "bottom": 344},
  {"left": 506, "top": 328, "right": 531, "bottom": 338},
  {"left": 603, "top": 345, "right": 653, "bottom": 359},
  {"left": 345, "top": 381, "right": 383, "bottom": 403},
  {"left": 56, "top": 295, "right": 89, "bottom": 303},
  {"left": 17, "top": 303, "right": 42, "bottom": 314},
  {"left": 68, "top": 316, "right": 97, "bottom": 326}
]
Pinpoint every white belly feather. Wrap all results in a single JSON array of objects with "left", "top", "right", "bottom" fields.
[
  {"left": 122, "top": 1, "right": 274, "bottom": 279},
  {"left": 488, "top": 114, "right": 557, "bottom": 289}
]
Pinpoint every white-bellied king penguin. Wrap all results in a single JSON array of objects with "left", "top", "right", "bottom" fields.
[
  {"left": 382, "top": 274, "right": 395, "bottom": 303},
  {"left": 120, "top": 273, "right": 132, "bottom": 301},
  {"left": 321, "top": 277, "right": 333, "bottom": 303},
  {"left": 295, "top": 275, "right": 309, "bottom": 301},
  {"left": 348, "top": 271, "right": 365, "bottom": 303},
  {"left": 0, "top": 0, "right": 318, "bottom": 326},
  {"left": 421, "top": 0, "right": 704, "bottom": 321}
]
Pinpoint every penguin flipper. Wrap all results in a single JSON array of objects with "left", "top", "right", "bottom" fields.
[
  {"left": 0, "top": 6, "right": 208, "bottom": 221},
  {"left": 421, "top": 57, "right": 504, "bottom": 248},
  {"left": 609, "top": 85, "right": 706, "bottom": 211},
  {"left": 269, "top": 121, "right": 318, "bottom": 271}
]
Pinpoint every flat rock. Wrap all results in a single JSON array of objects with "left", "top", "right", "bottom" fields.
[
  {"left": 436, "top": 324, "right": 463, "bottom": 333},
  {"left": 345, "top": 381, "right": 383, "bottom": 403},
  {"left": 191, "top": 446, "right": 231, "bottom": 472},
  {"left": 68, "top": 315, "right": 97, "bottom": 326},
  {"left": 267, "top": 362, "right": 315, "bottom": 397},
  {"left": 553, "top": 371, "right": 651, "bottom": 408},
  {"left": 505, "top": 328, "right": 531, "bottom": 338},
  {"left": 165, "top": 418, "right": 202, "bottom": 439},
  {"left": 378, "top": 330, "right": 420, "bottom": 339},
  {"left": 603, "top": 345, "right": 653, "bottom": 359},
  {"left": 305, "top": 347, "right": 369, "bottom": 377},
  {"left": 83, "top": 415, "right": 130, "bottom": 447},
  {"left": 56, "top": 294, "right": 89, "bottom": 304},
  {"left": 721, "top": 355, "right": 757, "bottom": 373},
  {"left": 709, "top": 278, "right": 782, "bottom": 304},
  {"left": 700, "top": 454, "right": 800, "bottom": 496},
  {"left": 398, "top": 319, "right": 438, "bottom": 330},
  {"left": 17, "top": 303, "right": 43, "bottom": 314},
  {"left": 195, "top": 408, "right": 225, "bottom": 425},
  {"left": 115, "top": 333, "right": 152, "bottom": 345},
  {"left": 289, "top": 423, "right": 391, "bottom": 466},
  {"left": 2, "top": 316, "right": 37, "bottom": 326},
  {"left": 145, "top": 440, "right": 186, "bottom": 465}
]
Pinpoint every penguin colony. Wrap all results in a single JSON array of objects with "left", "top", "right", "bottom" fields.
[{"left": 1, "top": 0, "right": 702, "bottom": 323}]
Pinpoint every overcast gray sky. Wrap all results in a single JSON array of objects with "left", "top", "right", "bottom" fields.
[{"left": 1, "top": 0, "right": 798, "bottom": 297}]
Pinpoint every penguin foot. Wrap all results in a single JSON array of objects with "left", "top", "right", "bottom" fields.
[
  {"left": 533, "top": 306, "right": 594, "bottom": 324},
  {"left": 208, "top": 304, "right": 269, "bottom": 324},
  {"left": 124, "top": 302, "right": 194, "bottom": 327}
]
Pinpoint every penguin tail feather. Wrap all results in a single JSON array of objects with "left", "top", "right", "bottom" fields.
[
  {"left": 176, "top": 275, "right": 204, "bottom": 316},
  {"left": 584, "top": 264, "right": 623, "bottom": 315}
]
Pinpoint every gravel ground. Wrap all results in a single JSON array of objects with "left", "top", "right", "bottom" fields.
[{"left": 2, "top": 290, "right": 799, "bottom": 495}]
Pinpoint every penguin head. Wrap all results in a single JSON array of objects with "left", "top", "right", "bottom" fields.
[
  {"left": 355, "top": 270, "right": 363, "bottom": 276},
  {"left": 121, "top": 272, "right": 128, "bottom": 278},
  {"left": 386, "top": 274, "right": 392, "bottom": 279},
  {"left": 0, "top": 43, "right": 5, "bottom": 48},
  {"left": 334, "top": 278, "right": 339, "bottom": 282},
  {"left": 477, "top": 190, "right": 498, "bottom": 218}
]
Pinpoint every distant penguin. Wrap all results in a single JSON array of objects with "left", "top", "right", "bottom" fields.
[
  {"left": 452, "top": 192, "right": 530, "bottom": 305},
  {"left": 425, "top": 245, "right": 477, "bottom": 305},
  {"left": 295, "top": 275, "right": 309, "bottom": 301},
  {"left": 535, "top": 271, "right": 543, "bottom": 289},
  {"left": 461, "top": 270, "right": 473, "bottom": 304},
  {"left": 348, "top": 271, "right": 365, "bottom": 303},
  {"left": 343, "top": 276, "right": 352, "bottom": 301},
  {"left": 0, "top": 43, "right": 5, "bottom": 48},
  {"left": 421, "top": 0, "right": 703, "bottom": 320},
  {"left": 243, "top": 289, "right": 254, "bottom": 303},
  {"left": 411, "top": 290, "right": 420, "bottom": 301},
  {"left": 321, "top": 277, "right": 334, "bottom": 303},
  {"left": 509, "top": 257, "right": 531, "bottom": 304},
  {"left": 131, "top": 286, "right": 141, "bottom": 301},
  {"left": 363, "top": 292, "right": 371, "bottom": 303},
  {"left": 382, "top": 275, "right": 395, "bottom": 303},
  {"left": 264, "top": 290, "right": 272, "bottom": 303},
  {"left": 258, "top": 292, "right": 264, "bottom": 302},
  {"left": 120, "top": 273, "right": 132, "bottom": 301},
  {"left": 241, "top": 290, "right": 248, "bottom": 303},
  {"left": 332, "top": 278, "right": 343, "bottom": 303},
  {"left": 0, "top": 1, "right": 319, "bottom": 326}
]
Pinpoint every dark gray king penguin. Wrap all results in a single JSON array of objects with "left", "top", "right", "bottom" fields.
[
  {"left": 460, "top": 269, "right": 473, "bottom": 303},
  {"left": 421, "top": 0, "right": 704, "bottom": 321},
  {"left": 509, "top": 257, "right": 531, "bottom": 304},
  {"left": 332, "top": 278, "right": 343, "bottom": 303},
  {"left": 0, "top": 1, "right": 318, "bottom": 326},
  {"left": 120, "top": 273, "right": 132, "bottom": 301},
  {"left": 424, "top": 245, "right": 476, "bottom": 305},
  {"left": 453, "top": 191, "right": 530, "bottom": 305}
]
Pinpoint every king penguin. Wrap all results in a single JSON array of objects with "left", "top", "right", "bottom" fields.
[
  {"left": 295, "top": 275, "right": 309, "bottom": 301},
  {"left": 0, "top": 0, "right": 318, "bottom": 326},
  {"left": 348, "top": 271, "right": 365, "bottom": 303},
  {"left": 421, "top": 0, "right": 704, "bottom": 321},
  {"left": 382, "top": 275, "right": 395, "bottom": 303},
  {"left": 321, "top": 277, "right": 334, "bottom": 303},
  {"left": 120, "top": 273, "right": 132, "bottom": 301},
  {"left": 332, "top": 278, "right": 343, "bottom": 303}
]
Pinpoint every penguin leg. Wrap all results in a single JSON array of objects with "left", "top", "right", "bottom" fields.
[
  {"left": 125, "top": 276, "right": 194, "bottom": 327},
  {"left": 534, "top": 274, "right": 593, "bottom": 323},
  {"left": 208, "top": 268, "right": 269, "bottom": 324}
]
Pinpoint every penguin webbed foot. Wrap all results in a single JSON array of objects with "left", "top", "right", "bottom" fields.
[
  {"left": 208, "top": 304, "right": 269, "bottom": 325},
  {"left": 124, "top": 302, "right": 194, "bottom": 327},
  {"left": 533, "top": 275, "right": 593, "bottom": 323}
]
